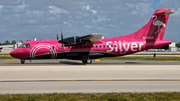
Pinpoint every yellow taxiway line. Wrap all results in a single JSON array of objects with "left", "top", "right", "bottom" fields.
[
  {"left": 166, "top": 60, "right": 175, "bottom": 62},
  {"left": 95, "top": 59, "right": 101, "bottom": 61},
  {"left": 5, "top": 59, "right": 18, "bottom": 61}
]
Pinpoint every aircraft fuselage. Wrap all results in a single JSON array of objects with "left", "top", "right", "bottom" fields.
[{"left": 10, "top": 39, "right": 171, "bottom": 60}]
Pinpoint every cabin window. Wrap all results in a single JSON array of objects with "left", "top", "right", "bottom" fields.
[
  {"left": 19, "top": 44, "right": 31, "bottom": 48},
  {"left": 99, "top": 45, "right": 101, "bottom": 48},
  {"left": 72, "top": 46, "right": 74, "bottom": 49},
  {"left": 107, "top": 45, "right": 109, "bottom": 47},
  {"left": 27, "top": 44, "right": 30, "bottom": 48},
  {"left": 92, "top": 45, "right": 94, "bottom": 48},
  {"left": 111, "top": 45, "right": 113, "bottom": 47},
  {"left": 64, "top": 46, "right": 66, "bottom": 49},
  {"left": 76, "top": 46, "right": 78, "bottom": 48},
  {"left": 57, "top": 46, "right": 59, "bottom": 49},
  {"left": 96, "top": 45, "right": 98, "bottom": 48},
  {"left": 80, "top": 46, "right": 82, "bottom": 48},
  {"left": 88, "top": 46, "right": 90, "bottom": 48},
  {"left": 115, "top": 45, "right": 117, "bottom": 47},
  {"left": 103, "top": 45, "right": 105, "bottom": 48},
  {"left": 68, "top": 46, "right": 70, "bottom": 48},
  {"left": 84, "top": 46, "right": 86, "bottom": 48}
]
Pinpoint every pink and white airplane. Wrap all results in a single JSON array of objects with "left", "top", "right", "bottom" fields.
[{"left": 10, "top": 8, "right": 173, "bottom": 64}]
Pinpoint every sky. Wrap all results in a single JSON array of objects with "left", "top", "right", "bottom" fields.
[{"left": 0, "top": 0, "right": 180, "bottom": 43}]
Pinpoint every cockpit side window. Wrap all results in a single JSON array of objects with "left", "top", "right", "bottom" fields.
[{"left": 19, "top": 44, "right": 31, "bottom": 48}]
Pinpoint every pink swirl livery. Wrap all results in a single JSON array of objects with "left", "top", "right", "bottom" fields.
[{"left": 10, "top": 8, "right": 174, "bottom": 64}]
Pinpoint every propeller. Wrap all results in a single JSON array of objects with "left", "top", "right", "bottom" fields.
[
  {"left": 57, "top": 28, "right": 64, "bottom": 48},
  {"left": 61, "top": 28, "right": 64, "bottom": 46}
]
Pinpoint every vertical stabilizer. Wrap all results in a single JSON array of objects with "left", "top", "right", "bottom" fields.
[{"left": 116, "top": 8, "right": 173, "bottom": 40}]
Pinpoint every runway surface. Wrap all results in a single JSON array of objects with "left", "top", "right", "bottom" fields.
[
  {"left": 0, "top": 59, "right": 180, "bottom": 94},
  {"left": 1, "top": 59, "right": 180, "bottom": 66}
]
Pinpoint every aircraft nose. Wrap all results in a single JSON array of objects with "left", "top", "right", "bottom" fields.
[
  {"left": 10, "top": 50, "right": 17, "bottom": 58},
  {"left": 10, "top": 50, "right": 16, "bottom": 58}
]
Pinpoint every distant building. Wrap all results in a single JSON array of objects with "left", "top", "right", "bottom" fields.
[
  {"left": 146, "top": 42, "right": 178, "bottom": 52},
  {"left": 169, "top": 42, "right": 177, "bottom": 52},
  {"left": 14, "top": 42, "right": 22, "bottom": 49},
  {"left": 0, "top": 42, "right": 22, "bottom": 50},
  {"left": 0, "top": 45, "right": 14, "bottom": 50}
]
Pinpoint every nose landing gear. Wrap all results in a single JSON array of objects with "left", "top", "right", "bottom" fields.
[{"left": 20, "top": 59, "right": 25, "bottom": 64}]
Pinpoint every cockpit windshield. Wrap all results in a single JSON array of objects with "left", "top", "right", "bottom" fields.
[{"left": 19, "top": 44, "right": 30, "bottom": 48}]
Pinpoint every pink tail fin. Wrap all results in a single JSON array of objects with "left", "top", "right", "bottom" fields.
[{"left": 117, "top": 8, "right": 173, "bottom": 40}]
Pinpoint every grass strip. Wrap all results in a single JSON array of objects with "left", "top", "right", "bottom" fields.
[
  {"left": 0, "top": 57, "right": 15, "bottom": 59},
  {"left": 101, "top": 57, "right": 180, "bottom": 61},
  {"left": 0, "top": 54, "right": 10, "bottom": 56},
  {"left": 0, "top": 92, "right": 180, "bottom": 101}
]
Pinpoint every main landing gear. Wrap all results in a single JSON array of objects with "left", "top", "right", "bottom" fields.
[
  {"left": 20, "top": 59, "right": 25, "bottom": 64},
  {"left": 82, "top": 58, "right": 92, "bottom": 64}
]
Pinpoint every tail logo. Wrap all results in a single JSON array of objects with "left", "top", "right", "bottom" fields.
[{"left": 152, "top": 15, "right": 166, "bottom": 36}]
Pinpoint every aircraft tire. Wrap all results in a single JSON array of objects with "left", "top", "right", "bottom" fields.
[
  {"left": 20, "top": 59, "right": 25, "bottom": 64},
  {"left": 82, "top": 58, "right": 92, "bottom": 64},
  {"left": 87, "top": 59, "right": 92, "bottom": 64},
  {"left": 21, "top": 61, "right": 25, "bottom": 64},
  {"left": 82, "top": 59, "right": 87, "bottom": 64}
]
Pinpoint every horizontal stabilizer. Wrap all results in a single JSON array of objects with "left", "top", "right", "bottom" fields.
[{"left": 155, "top": 11, "right": 174, "bottom": 15}]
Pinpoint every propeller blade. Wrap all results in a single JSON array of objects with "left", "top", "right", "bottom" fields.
[
  {"left": 61, "top": 28, "right": 63, "bottom": 46},
  {"left": 57, "top": 30, "right": 59, "bottom": 40}
]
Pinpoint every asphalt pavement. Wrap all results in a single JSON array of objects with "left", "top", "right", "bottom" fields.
[{"left": 0, "top": 59, "right": 180, "bottom": 94}]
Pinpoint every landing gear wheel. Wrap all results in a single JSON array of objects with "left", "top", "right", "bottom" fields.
[
  {"left": 21, "top": 61, "right": 25, "bottom": 64},
  {"left": 87, "top": 59, "right": 92, "bottom": 64},
  {"left": 82, "top": 58, "right": 92, "bottom": 64},
  {"left": 20, "top": 59, "right": 25, "bottom": 64}
]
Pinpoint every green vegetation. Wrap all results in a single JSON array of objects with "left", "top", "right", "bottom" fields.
[
  {"left": 0, "top": 54, "right": 15, "bottom": 59},
  {"left": 176, "top": 42, "right": 180, "bottom": 47},
  {"left": 0, "top": 92, "right": 180, "bottom": 101},
  {"left": 101, "top": 57, "right": 180, "bottom": 61},
  {"left": 0, "top": 40, "right": 26, "bottom": 45},
  {"left": 0, "top": 54, "right": 10, "bottom": 56},
  {"left": 0, "top": 57, "right": 15, "bottom": 59},
  {"left": 0, "top": 40, "right": 12, "bottom": 45}
]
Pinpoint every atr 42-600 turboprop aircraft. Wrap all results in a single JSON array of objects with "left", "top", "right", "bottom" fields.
[{"left": 10, "top": 8, "right": 173, "bottom": 64}]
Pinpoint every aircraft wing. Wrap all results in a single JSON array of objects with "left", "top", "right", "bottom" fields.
[
  {"left": 59, "top": 33, "right": 103, "bottom": 46},
  {"left": 78, "top": 34, "right": 103, "bottom": 43}
]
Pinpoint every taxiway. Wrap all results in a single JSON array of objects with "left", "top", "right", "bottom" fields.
[{"left": 0, "top": 59, "right": 180, "bottom": 94}]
